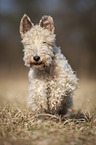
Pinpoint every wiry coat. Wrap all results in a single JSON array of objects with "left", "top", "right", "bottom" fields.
[{"left": 20, "top": 15, "right": 78, "bottom": 114}]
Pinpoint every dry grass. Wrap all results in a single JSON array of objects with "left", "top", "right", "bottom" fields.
[{"left": 0, "top": 72, "right": 96, "bottom": 145}]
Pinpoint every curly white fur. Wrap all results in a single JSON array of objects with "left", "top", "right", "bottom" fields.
[{"left": 20, "top": 15, "right": 78, "bottom": 114}]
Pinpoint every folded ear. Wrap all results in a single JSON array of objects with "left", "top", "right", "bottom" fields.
[
  {"left": 39, "top": 15, "right": 55, "bottom": 34},
  {"left": 20, "top": 14, "right": 34, "bottom": 38}
]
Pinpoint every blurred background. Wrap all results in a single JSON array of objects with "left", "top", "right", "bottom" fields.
[{"left": 0, "top": 0, "right": 96, "bottom": 79}]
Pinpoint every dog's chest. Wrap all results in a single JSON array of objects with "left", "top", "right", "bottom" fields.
[
  {"left": 29, "top": 67, "right": 64, "bottom": 98},
  {"left": 32, "top": 76, "right": 63, "bottom": 98}
]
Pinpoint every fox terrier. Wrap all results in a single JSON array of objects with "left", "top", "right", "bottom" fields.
[{"left": 20, "top": 14, "right": 78, "bottom": 114}]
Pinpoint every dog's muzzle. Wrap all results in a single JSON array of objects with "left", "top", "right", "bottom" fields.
[
  {"left": 30, "top": 61, "right": 46, "bottom": 70},
  {"left": 29, "top": 56, "right": 46, "bottom": 70}
]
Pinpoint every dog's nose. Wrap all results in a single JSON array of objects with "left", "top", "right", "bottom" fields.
[{"left": 33, "top": 56, "right": 40, "bottom": 62}]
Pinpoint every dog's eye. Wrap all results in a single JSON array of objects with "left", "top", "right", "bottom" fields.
[
  {"left": 43, "top": 42, "right": 54, "bottom": 46},
  {"left": 43, "top": 42, "right": 47, "bottom": 44},
  {"left": 43, "top": 42, "right": 51, "bottom": 45}
]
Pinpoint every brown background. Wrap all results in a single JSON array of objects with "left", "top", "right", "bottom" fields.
[{"left": 0, "top": 0, "right": 96, "bottom": 79}]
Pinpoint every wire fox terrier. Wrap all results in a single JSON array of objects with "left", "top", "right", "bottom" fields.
[{"left": 20, "top": 14, "right": 78, "bottom": 114}]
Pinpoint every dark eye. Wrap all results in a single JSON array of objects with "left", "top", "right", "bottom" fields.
[{"left": 43, "top": 42, "right": 47, "bottom": 44}]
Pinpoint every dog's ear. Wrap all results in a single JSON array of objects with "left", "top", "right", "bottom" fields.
[
  {"left": 39, "top": 16, "right": 55, "bottom": 34},
  {"left": 20, "top": 14, "right": 34, "bottom": 38}
]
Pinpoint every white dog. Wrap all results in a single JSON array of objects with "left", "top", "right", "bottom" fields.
[{"left": 20, "top": 14, "right": 78, "bottom": 114}]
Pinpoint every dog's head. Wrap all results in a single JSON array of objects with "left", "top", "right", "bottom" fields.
[{"left": 20, "top": 14, "right": 56, "bottom": 70}]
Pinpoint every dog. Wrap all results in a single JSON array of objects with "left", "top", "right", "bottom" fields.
[{"left": 20, "top": 14, "right": 78, "bottom": 114}]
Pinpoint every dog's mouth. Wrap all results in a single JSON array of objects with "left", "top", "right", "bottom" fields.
[
  {"left": 34, "top": 62, "right": 42, "bottom": 66},
  {"left": 30, "top": 62, "right": 46, "bottom": 70}
]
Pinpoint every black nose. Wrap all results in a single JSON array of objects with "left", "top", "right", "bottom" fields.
[{"left": 33, "top": 56, "right": 40, "bottom": 62}]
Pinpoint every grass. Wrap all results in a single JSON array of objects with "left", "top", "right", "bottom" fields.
[{"left": 0, "top": 72, "right": 96, "bottom": 145}]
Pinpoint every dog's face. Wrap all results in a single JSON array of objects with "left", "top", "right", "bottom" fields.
[{"left": 20, "top": 14, "right": 56, "bottom": 70}]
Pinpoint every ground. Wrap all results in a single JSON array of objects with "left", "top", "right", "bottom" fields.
[{"left": 0, "top": 70, "right": 96, "bottom": 145}]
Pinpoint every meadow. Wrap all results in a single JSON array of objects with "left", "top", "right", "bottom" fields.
[{"left": 0, "top": 71, "right": 96, "bottom": 145}]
